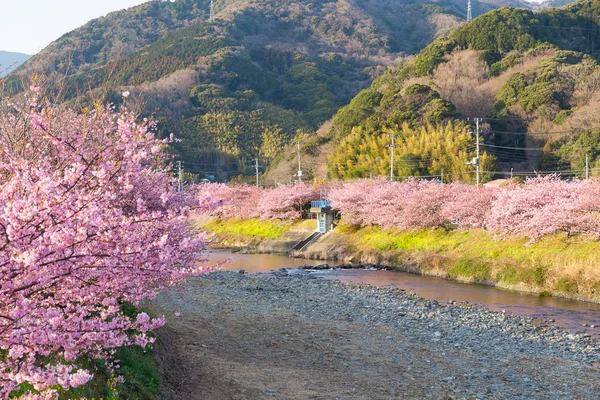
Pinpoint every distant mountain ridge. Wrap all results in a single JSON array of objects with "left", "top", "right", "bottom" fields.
[
  {"left": 0, "top": 51, "right": 30, "bottom": 77},
  {"left": 13, "top": 0, "right": 554, "bottom": 78},
  {"left": 6, "top": 0, "right": 581, "bottom": 181}
]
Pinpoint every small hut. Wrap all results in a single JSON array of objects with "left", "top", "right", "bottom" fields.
[{"left": 310, "top": 199, "right": 334, "bottom": 234}]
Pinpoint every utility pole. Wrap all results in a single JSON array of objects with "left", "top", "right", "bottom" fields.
[
  {"left": 467, "top": 0, "right": 472, "bottom": 23},
  {"left": 177, "top": 161, "right": 183, "bottom": 192},
  {"left": 297, "top": 141, "right": 303, "bottom": 183},
  {"left": 210, "top": 0, "right": 215, "bottom": 22},
  {"left": 476, "top": 118, "right": 481, "bottom": 186},
  {"left": 586, "top": 154, "right": 590, "bottom": 180},
  {"left": 441, "top": 168, "right": 444, "bottom": 184},
  {"left": 466, "top": 118, "right": 481, "bottom": 185},
  {"left": 387, "top": 134, "right": 401, "bottom": 182},
  {"left": 254, "top": 158, "right": 260, "bottom": 187}
]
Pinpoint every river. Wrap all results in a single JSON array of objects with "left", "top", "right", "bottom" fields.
[{"left": 205, "top": 250, "right": 600, "bottom": 339}]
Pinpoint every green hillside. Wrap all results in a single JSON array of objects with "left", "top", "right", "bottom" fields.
[
  {"left": 7, "top": 0, "right": 564, "bottom": 181},
  {"left": 324, "top": 0, "right": 600, "bottom": 181}
]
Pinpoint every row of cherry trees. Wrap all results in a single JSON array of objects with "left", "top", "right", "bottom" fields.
[
  {"left": 0, "top": 91, "right": 213, "bottom": 399},
  {"left": 201, "top": 176, "right": 600, "bottom": 242},
  {"left": 198, "top": 182, "right": 319, "bottom": 220},
  {"left": 327, "top": 177, "right": 600, "bottom": 241}
]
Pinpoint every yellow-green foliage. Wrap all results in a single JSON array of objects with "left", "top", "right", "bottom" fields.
[
  {"left": 339, "top": 224, "right": 600, "bottom": 298},
  {"left": 205, "top": 218, "right": 293, "bottom": 239},
  {"left": 328, "top": 122, "right": 495, "bottom": 182},
  {"left": 351, "top": 226, "right": 600, "bottom": 268}
]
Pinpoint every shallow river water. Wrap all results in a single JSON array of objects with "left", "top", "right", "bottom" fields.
[{"left": 205, "top": 250, "right": 600, "bottom": 339}]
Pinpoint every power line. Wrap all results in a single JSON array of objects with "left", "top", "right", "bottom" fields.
[
  {"left": 481, "top": 143, "right": 547, "bottom": 151},
  {"left": 487, "top": 129, "right": 583, "bottom": 136},
  {"left": 480, "top": 169, "right": 584, "bottom": 174}
]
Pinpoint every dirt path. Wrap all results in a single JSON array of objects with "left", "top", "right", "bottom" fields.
[{"left": 152, "top": 272, "right": 600, "bottom": 399}]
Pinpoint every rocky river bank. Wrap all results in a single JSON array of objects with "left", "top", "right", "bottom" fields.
[{"left": 153, "top": 270, "right": 600, "bottom": 399}]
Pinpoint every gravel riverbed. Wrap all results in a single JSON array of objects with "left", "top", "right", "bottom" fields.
[{"left": 153, "top": 270, "right": 600, "bottom": 399}]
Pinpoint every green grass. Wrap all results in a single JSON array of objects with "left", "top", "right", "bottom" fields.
[
  {"left": 204, "top": 218, "right": 294, "bottom": 239},
  {"left": 555, "top": 278, "right": 579, "bottom": 295},
  {"left": 9, "top": 345, "right": 160, "bottom": 400},
  {"left": 66, "top": 345, "right": 159, "bottom": 400},
  {"left": 347, "top": 226, "right": 600, "bottom": 270},
  {"left": 337, "top": 224, "right": 600, "bottom": 299},
  {"left": 448, "top": 259, "right": 491, "bottom": 282},
  {"left": 496, "top": 265, "right": 546, "bottom": 287},
  {"left": 9, "top": 306, "right": 161, "bottom": 399}
]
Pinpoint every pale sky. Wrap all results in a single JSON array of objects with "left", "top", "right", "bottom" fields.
[{"left": 0, "top": 0, "right": 150, "bottom": 54}]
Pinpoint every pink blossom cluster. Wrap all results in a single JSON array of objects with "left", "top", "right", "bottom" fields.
[
  {"left": 327, "top": 179, "right": 495, "bottom": 230},
  {"left": 199, "top": 183, "right": 318, "bottom": 220},
  {"left": 0, "top": 98, "right": 211, "bottom": 398},
  {"left": 486, "top": 176, "right": 600, "bottom": 241},
  {"left": 198, "top": 183, "right": 262, "bottom": 219},
  {"left": 328, "top": 177, "right": 600, "bottom": 241}
]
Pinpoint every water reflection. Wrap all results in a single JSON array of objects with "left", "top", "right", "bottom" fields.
[
  {"left": 208, "top": 250, "right": 600, "bottom": 339},
  {"left": 205, "top": 250, "right": 340, "bottom": 273}
]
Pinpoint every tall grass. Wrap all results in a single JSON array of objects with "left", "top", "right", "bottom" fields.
[
  {"left": 341, "top": 225, "right": 600, "bottom": 300},
  {"left": 203, "top": 218, "right": 294, "bottom": 239}
]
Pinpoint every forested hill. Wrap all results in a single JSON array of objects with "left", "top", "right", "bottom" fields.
[
  {"left": 6, "top": 0, "right": 561, "bottom": 181},
  {"left": 322, "top": 0, "right": 600, "bottom": 183}
]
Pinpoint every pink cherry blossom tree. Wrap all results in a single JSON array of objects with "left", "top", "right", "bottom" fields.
[
  {"left": 571, "top": 179, "right": 600, "bottom": 238},
  {"left": 199, "top": 183, "right": 318, "bottom": 220},
  {"left": 487, "top": 176, "right": 581, "bottom": 241},
  {"left": 325, "top": 180, "right": 374, "bottom": 226},
  {"left": 0, "top": 92, "right": 211, "bottom": 398},
  {"left": 440, "top": 183, "right": 498, "bottom": 230},
  {"left": 198, "top": 183, "right": 261, "bottom": 219},
  {"left": 257, "top": 183, "right": 318, "bottom": 220}
]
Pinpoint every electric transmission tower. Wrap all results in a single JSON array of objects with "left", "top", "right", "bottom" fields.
[
  {"left": 467, "top": 0, "right": 472, "bottom": 23},
  {"left": 210, "top": 0, "right": 215, "bottom": 22}
]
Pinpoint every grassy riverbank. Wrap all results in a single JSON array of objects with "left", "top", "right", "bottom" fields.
[
  {"left": 204, "top": 218, "right": 295, "bottom": 239},
  {"left": 200, "top": 217, "right": 600, "bottom": 302},
  {"left": 199, "top": 218, "right": 314, "bottom": 248},
  {"left": 335, "top": 225, "right": 600, "bottom": 301}
]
